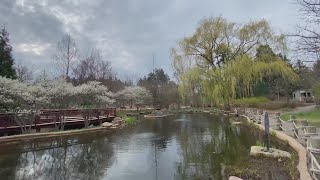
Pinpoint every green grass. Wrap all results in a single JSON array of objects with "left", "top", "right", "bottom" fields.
[
  {"left": 116, "top": 110, "right": 137, "bottom": 124},
  {"left": 124, "top": 116, "right": 136, "bottom": 124},
  {"left": 80, "top": 104, "right": 96, "bottom": 109},
  {"left": 270, "top": 130, "right": 277, "bottom": 137},
  {"left": 255, "top": 140, "right": 264, "bottom": 146},
  {"left": 280, "top": 110, "right": 320, "bottom": 126}
]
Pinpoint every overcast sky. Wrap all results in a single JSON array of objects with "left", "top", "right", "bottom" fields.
[{"left": 0, "top": 0, "right": 300, "bottom": 78}]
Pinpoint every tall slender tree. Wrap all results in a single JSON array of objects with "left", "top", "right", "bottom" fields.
[
  {"left": 15, "top": 61, "right": 33, "bottom": 83},
  {"left": 0, "top": 26, "right": 16, "bottom": 79},
  {"left": 54, "top": 34, "right": 78, "bottom": 81}
]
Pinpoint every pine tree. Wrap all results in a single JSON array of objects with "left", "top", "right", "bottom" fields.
[{"left": 0, "top": 26, "right": 16, "bottom": 79}]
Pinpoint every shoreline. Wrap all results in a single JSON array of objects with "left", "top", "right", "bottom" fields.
[
  {"left": 0, "top": 125, "right": 126, "bottom": 144},
  {"left": 241, "top": 114, "right": 312, "bottom": 180}
]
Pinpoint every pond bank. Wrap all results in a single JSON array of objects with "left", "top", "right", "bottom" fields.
[
  {"left": 222, "top": 118, "right": 299, "bottom": 180},
  {"left": 241, "top": 114, "right": 312, "bottom": 180},
  {"left": 225, "top": 155, "right": 298, "bottom": 180}
]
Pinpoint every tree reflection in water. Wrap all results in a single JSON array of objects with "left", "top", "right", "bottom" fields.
[
  {"left": 0, "top": 133, "right": 114, "bottom": 180},
  {"left": 174, "top": 114, "right": 255, "bottom": 179}
]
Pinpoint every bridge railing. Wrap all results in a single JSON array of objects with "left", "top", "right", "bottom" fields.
[
  {"left": 0, "top": 108, "right": 117, "bottom": 132},
  {"left": 39, "top": 108, "right": 116, "bottom": 117}
]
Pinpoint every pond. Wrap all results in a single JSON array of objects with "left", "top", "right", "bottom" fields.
[{"left": 0, "top": 113, "right": 287, "bottom": 180}]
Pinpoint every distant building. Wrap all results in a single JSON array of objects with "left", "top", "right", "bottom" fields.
[{"left": 292, "top": 89, "right": 313, "bottom": 102}]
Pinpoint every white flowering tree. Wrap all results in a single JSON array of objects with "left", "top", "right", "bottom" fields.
[
  {"left": 76, "top": 81, "right": 114, "bottom": 107},
  {"left": 40, "top": 79, "right": 76, "bottom": 130},
  {"left": 47, "top": 79, "right": 75, "bottom": 109},
  {"left": 75, "top": 81, "right": 114, "bottom": 127},
  {"left": 0, "top": 77, "right": 116, "bottom": 131},
  {"left": 115, "top": 86, "right": 152, "bottom": 109},
  {"left": 0, "top": 77, "right": 49, "bottom": 133},
  {"left": 0, "top": 77, "right": 32, "bottom": 110}
]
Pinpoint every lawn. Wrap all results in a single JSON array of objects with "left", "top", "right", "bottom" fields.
[{"left": 280, "top": 110, "right": 320, "bottom": 126}]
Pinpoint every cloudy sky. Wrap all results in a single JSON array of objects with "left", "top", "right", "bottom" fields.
[{"left": 0, "top": 0, "right": 300, "bottom": 78}]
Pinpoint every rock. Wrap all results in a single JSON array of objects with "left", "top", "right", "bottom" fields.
[
  {"left": 112, "top": 123, "right": 120, "bottom": 127},
  {"left": 88, "top": 124, "right": 94, "bottom": 128},
  {"left": 111, "top": 117, "right": 123, "bottom": 125},
  {"left": 102, "top": 122, "right": 113, "bottom": 127},
  {"left": 229, "top": 176, "right": 243, "bottom": 180},
  {"left": 250, "top": 146, "right": 291, "bottom": 159},
  {"left": 113, "top": 117, "right": 122, "bottom": 122}
]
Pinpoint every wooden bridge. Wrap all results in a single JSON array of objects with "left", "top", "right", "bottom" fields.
[{"left": 0, "top": 108, "right": 116, "bottom": 135}]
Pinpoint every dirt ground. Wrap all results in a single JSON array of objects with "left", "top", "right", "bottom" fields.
[{"left": 225, "top": 155, "right": 299, "bottom": 180}]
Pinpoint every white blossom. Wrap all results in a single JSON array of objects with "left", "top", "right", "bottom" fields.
[
  {"left": 116, "top": 86, "right": 151, "bottom": 106},
  {"left": 0, "top": 77, "right": 115, "bottom": 111},
  {"left": 76, "top": 81, "right": 115, "bottom": 106}
]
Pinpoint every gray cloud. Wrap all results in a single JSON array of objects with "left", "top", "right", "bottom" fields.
[{"left": 0, "top": 0, "right": 300, "bottom": 78}]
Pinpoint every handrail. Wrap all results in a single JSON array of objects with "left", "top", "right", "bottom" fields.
[{"left": 0, "top": 108, "right": 117, "bottom": 132}]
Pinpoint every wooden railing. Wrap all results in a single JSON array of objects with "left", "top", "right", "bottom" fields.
[{"left": 0, "top": 108, "right": 116, "bottom": 132}]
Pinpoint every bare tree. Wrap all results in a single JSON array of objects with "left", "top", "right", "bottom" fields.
[
  {"left": 15, "top": 61, "right": 33, "bottom": 83},
  {"left": 292, "top": 0, "right": 320, "bottom": 58},
  {"left": 73, "top": 49, "right": 112, "bottom": 84},
  {"left": 97, "top": 59, "right": 112, "bottom": 80},
  {"left": 122, "top": 73, "right": 140, "bottom": 86},
  {"left": 55, "top": 34, "right": 78, "bottom": 80}
]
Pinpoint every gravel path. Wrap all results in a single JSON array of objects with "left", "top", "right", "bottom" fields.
[
  {"left": 264, "top": 104, "right": 317, "bottom": 116},
  {"left": 285, "top": 104, "right": 317, "bottom": 114}
]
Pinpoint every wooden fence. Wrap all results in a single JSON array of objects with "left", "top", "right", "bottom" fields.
[{"left": 0, "top": 108, "right": 116, "bottom": 135}]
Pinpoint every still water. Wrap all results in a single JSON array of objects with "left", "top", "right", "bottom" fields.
[{"left": 0, "top": 113, "right": 259, "bottom": 180}]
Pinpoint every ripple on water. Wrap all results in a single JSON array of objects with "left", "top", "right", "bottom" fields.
[{"left": 174, "top": 118, "right": 190, "bottom": 122}]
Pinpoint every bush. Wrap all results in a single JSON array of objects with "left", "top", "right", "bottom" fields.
[
  {"left": 233, "top": 97, "right": 270, "bottom": 107},
  {"left": 233, "top": 96, "right": 300, "bottom": 110},
  {"left": 260, "top": 101, "right": 297, "bottom": 110},
  {"left": 116, "top": 110, "right": 137, "bottom": 124}
]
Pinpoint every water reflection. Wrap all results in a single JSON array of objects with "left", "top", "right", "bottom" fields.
[
  {"left": 0, "top": 134, "right": 114, "bottom": 180},
  {"left": 174, "top": 114, "right": 250, "bottom": 179},
  {"left": 0, "top": 114, "right": 258, "bottom": 180}
]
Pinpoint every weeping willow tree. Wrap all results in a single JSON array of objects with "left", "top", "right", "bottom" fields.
[
  {"left": 202, "top": 55, "right": 298, "bottom": 108},
  {"left": 171, "top": 16, "right": 298, "bottom": 109},
  {"left": 179, "top": 67, "right": 205, "bottom": 106},
  {"left": 171, "top": 48, "right": 205, "bottom": 106}
]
